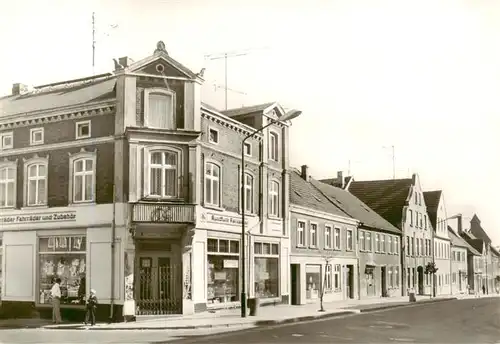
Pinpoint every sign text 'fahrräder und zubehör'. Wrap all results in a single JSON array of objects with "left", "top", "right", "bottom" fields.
[{"left": 0, "top": 211, "right": 77, "bottom": 225}]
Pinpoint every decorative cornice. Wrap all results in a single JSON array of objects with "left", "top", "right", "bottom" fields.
[
  {"left": 22, "top": 153, "right": 49, "bottom": 163},
  {"left": 68, "top": 147, "right": 98, "bottom": 157},
  {"left": 0, "top": 157, "right": 18, "bottom": 165},
  {"left": 0, "top": 102, "right": 115, "bottom": 130},
  {"left": 201, "top": 109, "right": 262, "bottom": 140}
]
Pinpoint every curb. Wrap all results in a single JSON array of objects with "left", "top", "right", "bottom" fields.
[
  {"left": 358, "top": 297, "right": 458, "bottom": 313},
  {"left": 40, "top": 296, "right": 467, "bottom": 331},
  {"left": 42, "top": 311, "right": 359, "bottom": 331}
]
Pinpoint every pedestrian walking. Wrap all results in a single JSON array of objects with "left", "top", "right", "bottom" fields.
[
  {"left": 50, "top": 278, "right": 62, "bottom": 324},
  {"left": 482, "top": 285, "right": 486, "bottom": 295},
  {"left": 84, "top": 289, "right": 98, "bottom": 326}
]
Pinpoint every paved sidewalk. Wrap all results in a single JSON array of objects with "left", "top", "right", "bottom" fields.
[{"left": 42, "top": 294, "right": 463, "bottom": 331}]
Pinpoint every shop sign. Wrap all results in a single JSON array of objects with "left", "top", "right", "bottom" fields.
[
  {"left": 202, "top": 212, "right": 249, "bottom": 226},
  {"left": 223, "top": 260, "right": 239, "bottom": 269},
  {"left": 0, "top": 211, "right": 77, "bottom": 225}
]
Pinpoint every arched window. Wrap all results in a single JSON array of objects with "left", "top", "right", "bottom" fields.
[
  {"left": 144, "top": 89, "right": 176, "bottom": 130},
  {"left": 0, "top": 165, "right": 16, "bottom": 207},
  {"left": 73, "top": 158, "right": 95, "bottom": 203},
  {"left": 149, "top": 151, "right": 178, "bottom": 198},
  {"left": 269, "top": 180, "right": 279, "bottom": 216},
  {"left": 27, "top": 163, "right": 47, "bottom": 206},
  {"left": 205, "top": 163, "right": 221, "bottom": 207}
]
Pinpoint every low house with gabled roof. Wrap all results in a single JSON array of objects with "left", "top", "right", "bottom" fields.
[
  {"left": 312, "top": 178, "right": 402, "bottom": 299},
  {"left": 448, "top": 226, "right": 479, "bottom": 295},
  {"left": 289, "top": 166, "right": 359, "bottom": 305}
]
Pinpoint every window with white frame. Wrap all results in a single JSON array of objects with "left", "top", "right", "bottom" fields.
[
  {"left": 409, "top": 209, "right": 413, "bottom": 226},
  {"left": 325, "top": 264, "right": 332, "bottom": 290},
  {"left": 334, "top": 227, "right": 341, "bottom": 250},
  {"left": 424, "top": 214, "right": 427, "bottom": 229},
  {"left": 394, "top": 266, "right": 399, "bottom": 287},
  {"left": 269, "top": 132, "right": 278, "bottom": 161},
  {"left": 75, "top": 121, "right": 91, "bottom": 139},
  {"left": 346, "top": 229, "right": 353, "bottom": 251},
  {"left": 243, "top": 173, "right": 254, "bottom": 213},
  {"left": 297, "top": 221, "right": 306, "bottom": 246},
  {"left": 310, "top": 223, "right": 318, "bottom": 247},
  {"left": 71, "top": 156, "right": 95, "bottom": 203},
  {"left": 394, "top": 237, "right": 399, "bottom": 255},
  {"left": 149, "top": 151, "right": 178, "bottom": 198},
  {"left": 366, "top": 232, "right": 372, "bottom": 251},
  {"left": 0, "top": 132, "right": 13, "bottom": 150},
  {"left": 359, "top": 231, "right": 365, "bottom": 251},
  {"left": 375, "top": 233, "right": 380, "bottom": 252},
  {"left": 0, "top": 163, "right": 16, "bottom": 207},
  {"left": 26, "top": 162, "right": 47, "bottom": 206},
  {"left": 205, "top": 162, "right": 221, "bottom": 207},
  {"left": 388, "top": 236, "right": 393, "bottom": 254},
  {"left": 208, "top": 128, "right": 219, "bottom": 144},
  {"left": 388, "top": 267, "right": 393, "bottom": 288},
  {"left": 269, "top": 180, "right": 279, "bottom": 217},
  {"left": 325, "top": 226, "right": 332, "bottom": 249},
  {"left": 145, "top": 89, "right": 175, "bottom": 129},
  {"left": 30, "top": 128, "right": 44, "bottom": 145},
  {"left": 333, "top": 264, "right": 341, "bottom": 290},
  {"left": 380, "top": 235, "right": 385, "bottom": 253},
  {"left": 243, "top": 142, "right": 252, "bottom": 156}
]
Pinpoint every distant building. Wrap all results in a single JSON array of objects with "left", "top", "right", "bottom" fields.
[
  {"left": 314, "top": 176, "right": 402, "bottom": 299},
  {"left": 448, "top": 226, "right": 474, "bottom": 295},
  {"left": 337, "top": 174, "right": 433, "bottom": 296},
  {"left": 423, "top": 190, "right": 452, "bottom": 296}
]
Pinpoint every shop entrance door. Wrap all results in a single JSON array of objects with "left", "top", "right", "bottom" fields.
[{"left": 137, "top": 255, "right": 181, "bottom": 315}]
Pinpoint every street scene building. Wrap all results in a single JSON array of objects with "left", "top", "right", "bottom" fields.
[
  {"left": 313, "top": 173, "right": 402, "bottom": 299},
  {"left": 423, "top": 190, "right": 452, "bottom": 296},
  {"left": 345, "top": 175, "right": 433, "bottom": 296},
  {"left": 288, "top": 166, "right": 358, "bottom": 305},
  {"left": 448, "top": 226, "right": 471, "bottom": 295},
  {"left": 0, "top": 42, "right": 294, "bottom": 321}
]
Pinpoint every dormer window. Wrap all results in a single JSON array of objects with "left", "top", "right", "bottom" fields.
[{"left": 144, "top": 88, "right": 176, "bottom": 130}]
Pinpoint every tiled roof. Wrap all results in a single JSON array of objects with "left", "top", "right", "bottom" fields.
[
  {"left": 0, "top": 76, "right": 116, "bottom": 118},
  {"left": 221, "top": 102, "right": 275, "bottom": 117},
  {"left": 201, "top": 102, "right": 220, "bottom": 112},
  {"left": 423, "top": 190, "right": 442, "bottom": 230},
  {"left": 467, "top": 238, "right": 485, "bottom": 254},
  {"left": 289, "top": 170, "right": 352, "bottom": 219},
  {"left": 319, "top": 176, "right": 352, "bottom": 189},
  {"left": 311, "top": 179, "right": 401, "bottom": 235},
  {"left": 346, "top": 178, "right": 413, "bottom": 229},
  {"left": 448, "top": 226, "right": 481, "bottom": 255}
]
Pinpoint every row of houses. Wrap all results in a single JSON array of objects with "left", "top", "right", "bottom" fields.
[{"left": 0, "top": 41, "right": 498, "bottom": 322}]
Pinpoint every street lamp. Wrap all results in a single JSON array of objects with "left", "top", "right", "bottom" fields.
[{"left": 240, "top": 109, "right": 302, "bottom": 318}]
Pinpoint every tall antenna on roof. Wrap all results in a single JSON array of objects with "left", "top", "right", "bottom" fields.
[
  {"left": 204, "top": 47, "right": 269, "bottom": 110},
  {"left": 92, "top": 12, "right": 95, "bottom": 75}
]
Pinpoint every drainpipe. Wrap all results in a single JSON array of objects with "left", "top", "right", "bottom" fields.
[{"left": 110, "top": 184, "right": 116, "bottom": 321}]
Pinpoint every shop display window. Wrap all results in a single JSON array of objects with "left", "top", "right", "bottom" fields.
[
  {"left": 254, "top": 242, "right": 279, "bottom": 298},
  {"left": 207, "top": 238, "right": 240, "bottom": 304},
  {"left": 39, "top": 235, "right": 86, "bottom": 305}
]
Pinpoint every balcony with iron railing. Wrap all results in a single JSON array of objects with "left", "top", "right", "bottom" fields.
[{"left": 132, "top": 202, "right": 196, "bottom": 224}]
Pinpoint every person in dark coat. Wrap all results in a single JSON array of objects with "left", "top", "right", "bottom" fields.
[{"left": 84, "top": 289, "right": 98, "bottom": 326}]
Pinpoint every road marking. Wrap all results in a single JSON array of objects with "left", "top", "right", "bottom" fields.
[
  {"left": 370, "top": 325, "right": 393, "bottom": 329},
  {"left": 390, "top": 338, "right": 415, "bottom": 342},
  {"left": 292, "top": 334, "right": 304, "bottom": 337}
]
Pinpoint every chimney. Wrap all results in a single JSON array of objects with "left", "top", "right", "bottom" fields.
[
  {"left": 119, "top": 56, "right": 134, "bottom": 68},
  {"left": 300, "top": 165, "right": 309, "bottom": 181},
  {"left": 12, "top": 83, "right": 29, "bottom": 96},
  {"left": 457, "top": 214, "right": 463, "bottom": 234},
  {"left": 337, "top": 171, "right": 344, "bottom": 189}
]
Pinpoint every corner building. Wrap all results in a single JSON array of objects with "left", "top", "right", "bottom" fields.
[{"left": 0, "top": 41, "right": 293, "bottom": 321}]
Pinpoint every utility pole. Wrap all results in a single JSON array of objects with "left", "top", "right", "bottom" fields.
[
  {"left": 92, "top": 12, "right": 95, "bottom": 75},
  {"left": 383, "top": 145, "right": 396, "bottom": 179},
  {"left": 204, "top": 47, "right": 269, "bottom": 110}
]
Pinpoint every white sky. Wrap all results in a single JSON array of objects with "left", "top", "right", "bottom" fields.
[{"left": 1, "top": 0, "right": 499, "bottom": 245}]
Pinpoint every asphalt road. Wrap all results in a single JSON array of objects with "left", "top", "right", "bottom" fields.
[
  {"left": 170, "top": 297, "right": 500, "bottom": 344},
  {"left": 0, "top": 298, "right": 498, "bottom": 344}
]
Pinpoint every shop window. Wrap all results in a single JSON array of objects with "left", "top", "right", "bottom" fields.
[
  {"left": 394, "top": 266, "right": 399, "bottom": 287},
  {"left": 388, "top": 268, "right": 393, "bottom": 288},
  {"left": 306, "top": 264, "right": 321, "bottom": 299},
  {"left": 39, "top": 235, "right": 87, "bottom": 305},
  {"left": 254, "top": 242, "right": 279, "bottom": 299},
  {"left": 0, "top": 237, "right": 2, "bottom": 301},
  {"left": 207, "top": 238, "right": 240, "bottom": 305}
]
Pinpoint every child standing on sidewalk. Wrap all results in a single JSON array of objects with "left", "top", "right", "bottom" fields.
[{"left": 84, "top": 289, "right": 98, "bottom": 326}]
